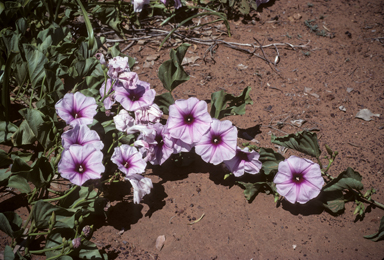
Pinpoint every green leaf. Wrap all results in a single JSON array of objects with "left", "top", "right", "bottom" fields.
[
  {"left": 59, "top": 186, "right": 98, "bottom": 211},
  {"left": 75, "top": 0, "right": 95, "bottom": 50},
  {"left": 364, "top": 216, "right": 384, "bottom": 242},
  {"left": 210, "top": 86, "right": 253, "bottom": 119},
  {"left": 28, "top": 156, "right": 54, "bottom": 188},
  {"left": 4, "top": 245, "right": 15, "bottom": 260},
  {"left": 45, "top": 228, "right": 74, "bottom": 258},
  {"left": 0, "top": 168, "right": 12, "bottom": 182},
  {"left": 11, "top": 157, "right": 31, "bottom": 173},
  {"left": 0, "top": 212, "right": 22, "bottom": 238},
  {"left": 237, "top": 182, "right": 260, "bottom": 201},
  {"left": 22, "top": 44, "right": 48, "bottom": 88},
  {"left": 33, "top": 201, "right": 74, "bottom": 229},
  {"left": 322, "top": 190, "right": 345, "bottom": 214},
  {"left": 258, "top": 147, "right": 285, "bottom": 175},
  {"left": 239, "top": 0, "right": 250, "bottom": 15},
  {"left": 158, "top": 43, "right": 190, "bottom": 92},
  {"left": 101, "top": 120, "right": 115, "bottom": 134},
  {"left": 17, "top": 108, "right": 53, "bottom": 149},
  {"left": 8, "top": 175, "right": 31, "bottom": 194},
  {"left": 2, "top": 50, "right": 18, "bottom": 122},
  {"left": 11, "top": 120, "right": 36, "bottom": 146},
  {"left": 10, "top": 151, "right": 33, "bottom": 162},
  {"left": 0, "top": 149, "right": 12, "bottom": 168},
  {"left": 154, "top": 92, "right": 175, "bottom": 115},
  {"left": 271, "top": 130, "right": 321, "bottom": 158},
  {"left": 323, "top": 167, "right": 363, "bottom": 192},
  {"left": 0, "top": 121, "right": 17, "bottom": 143},
  {"left": 79, "top": 240, "right": 107, "bottom": 260}
]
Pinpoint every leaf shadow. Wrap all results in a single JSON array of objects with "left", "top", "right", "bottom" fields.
[{"left": 237, "top": 124, "right": 262, "bottom": 141}]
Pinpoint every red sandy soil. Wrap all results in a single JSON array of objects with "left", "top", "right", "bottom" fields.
[{"left": 1, "top": 0, "right": 384, "bottom": 259}]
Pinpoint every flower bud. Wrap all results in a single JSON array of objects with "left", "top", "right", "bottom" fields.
[
  {"left": 72, "top": 237, "right": 81, "bottom": 249},
  {"left": 82, "top": 225, "right": 92, "bottom": 238}
]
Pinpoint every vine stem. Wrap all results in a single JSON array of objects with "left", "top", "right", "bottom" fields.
[
  {"left": 31, "top": 185, "right": 78, "bottom": 205},
  {"left": 29, "top": 243, "right": 63, "bottom": 254}
]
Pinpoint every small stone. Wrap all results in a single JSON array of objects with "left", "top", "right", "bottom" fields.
[{"left": 293, "top": 13, "right": 302, "bottom": 20}]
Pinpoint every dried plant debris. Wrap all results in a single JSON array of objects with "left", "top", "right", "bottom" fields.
[
  {"left": 291, "top": 119, "right": 306, "bottom": 127},
  {"left": 356, "top": 109, "right": 380, "bottom": 121}
]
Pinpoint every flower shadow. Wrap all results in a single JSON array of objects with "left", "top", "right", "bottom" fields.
[
  {"left": 106, "top": 201, "right": 144, "bottom": 231},
  {"left": 281, "top": 198, "right": 324, "bottom": 216}
]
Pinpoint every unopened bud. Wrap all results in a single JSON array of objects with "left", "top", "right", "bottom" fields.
[
  {"left": 72, "top": 237, "right": 81, "bottom": 249},
  {"left": 82, "top": 225, "right": 92, "bottom": 238}
]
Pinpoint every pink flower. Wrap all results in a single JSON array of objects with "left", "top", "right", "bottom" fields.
[
  {"left": 114, "top": 81, "right": 155, "bottom": 111},
  {"left": 113, "top": 109, "right": 135, "bottom": 133},
  {"left": 118, "top": 71, "right": 139, "bottom": 90},
  {"left": 143, "top": 123, "right": 173, "bottom": 165},
  {"left": 95, "top": 53, "right": 106, "bottom": 65},
  {"left": 135, "top": 103, "right": 163, "bottom": 125},
  {"left": 162, "top": 125, "right": 193, "bottom": 153},
  {"left": 174, "top": 0, "right": 182, "bottom": 9},
  {"left": 167, "top": 97, "right": 212, "bottom": 145},
  {"left": 132, "top": 0, "right": 150, "bottom": 12},
  {"left": 273, "top": 156, "right": 324, "bottom": 204},
  {"left": 224, "top": 147, "right": 262, "bottom": 177},
  {"left": 111, "top": 145, "right": 147, "bottom": 176},
  {"left": 100, "top": 79, "right": 118, "bottom": 109},
  {"left": 125, "top": 174, "right": 153, "bottom": 204},
  {"left": 61, "top": 125, "right": 104, "bottom": 150},
  {"left": 107, "top": 56, "right": 130, "bottom": 79},
  {"left": 58, "top": 144, "right": 105, "bottom": 186},
  {"left": 195, "top": 119, "right": 237, "bottom": 165},
  {"left": 55, "top": 92, "right": 97, "bottom": 126}
]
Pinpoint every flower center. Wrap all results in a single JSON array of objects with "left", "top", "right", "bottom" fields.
[
  {"left": 212, "top": 135, "right": 221, "bottom": 145},
  {"left": 184, "top": 115, "right": 194, "bottom": 125},
  {"left": 124, "top": 161, "right": 130, "bottom": 168},
  {"left": 71, "top": 109, "right": 80, "bottom": 119},
  {"left": 292, "top": 173, "right": 305, "bottom": 184},
  {"left": 77, "top": 164, "right": 85, "bottom": 174},
  {"left": 155, "top": 134, "right": 164, "bottom": 148}
]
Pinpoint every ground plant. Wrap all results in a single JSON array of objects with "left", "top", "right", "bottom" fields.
[{"left": 0, "top": 0, "right": 383, "bottom": 259}]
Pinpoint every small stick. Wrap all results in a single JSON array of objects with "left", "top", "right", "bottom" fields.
[{"left": 187, "top": 213, "right": 205, "bottom": 225}]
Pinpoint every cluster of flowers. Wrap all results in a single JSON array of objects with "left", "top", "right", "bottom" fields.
[{"left": 56, "top": 55, "right": 325, "bottom": 205}]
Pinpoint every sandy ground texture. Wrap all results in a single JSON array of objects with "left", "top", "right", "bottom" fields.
[{"left": 1, "top": 0, "right": 384, "bottom": 259}]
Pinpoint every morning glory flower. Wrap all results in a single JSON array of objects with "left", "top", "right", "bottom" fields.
[
  {"left": 174, "top": 0, "right": 182, "bottom": 9},
  {"left": 273, "top": 155, "right": 324, "bottom": 204},
  {"left": 135, "top": 103, "right": 163, "bottom": 125},
  {"left": 114, "top": 81, "right": 155, "bottom": 111},
  {"left": 195, "top": 119, "right": 237, "bottom": 165},
  {"left": 125, "top": 174, "right": 153, "bottom": 204},
  {"left": 61, "top": 124, "right": 104, "bottom": 150},
  {"left": 55, "top": 92, "right": 97, "bottom": 126},
  {"left": 162, "top": 125, "right": 193, "bottom": 153},
  {"left": 107, "top": 56, "right": 130, "bottom": 79},
  {"left": 224, "top": 147, "right": 262, "bottom": 177},
  {"left": 95, "top": 53, "right": 106, "bottom": 65},
  {"left": 100, "top": 79, "right": 118, "bottom": 110},
  {"left": 113, "top": 109, "right": 135, "bottom": 133},
  {"left": 167, "top": 97, "right": 212, "bottom": 145},
  {"left": 111, "top": 145, "right": 147, "bottom": 176},
  {"left": 132, "top": 0, "right": 150, "bottom": 12},
  {"left": 118, "top": 71, "right": 139, "bottom": 90},
  {"left": 58, "top": 144, "right": 105, "bottom": 186},
  {"left": 142, "top": 123, "right": 173, "bottom": 165}
]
